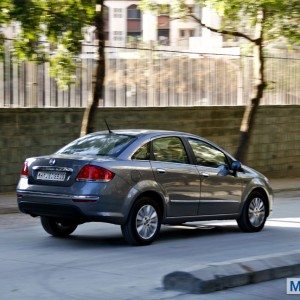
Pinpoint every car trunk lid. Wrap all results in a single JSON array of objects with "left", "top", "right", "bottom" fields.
[{"left": 28, "top": 154, "right": 116, "bottom": 187}]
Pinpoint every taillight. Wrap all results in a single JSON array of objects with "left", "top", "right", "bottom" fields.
[
  {"left": 76, "top": 165, "right": 115, "bottom": 182},
  {"left": 21, "top": 161, "right": 29, "bottom": 177}
]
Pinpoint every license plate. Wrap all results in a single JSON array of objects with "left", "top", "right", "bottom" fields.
[{"left": 37, "top": 171, "right": 66, "bottom": 181}]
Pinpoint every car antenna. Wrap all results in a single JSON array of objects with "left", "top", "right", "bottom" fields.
[{"left": 104, "top": 119, "right": 113, "bottom": 134}]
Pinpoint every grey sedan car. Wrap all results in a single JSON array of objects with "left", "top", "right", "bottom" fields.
[{"left": 17, "top": 130, "right": 273, "bottom": 245}]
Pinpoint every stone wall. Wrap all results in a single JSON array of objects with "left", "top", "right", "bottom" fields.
[{"left": 0, "top": 106, "right": 299, "bottom": 192}]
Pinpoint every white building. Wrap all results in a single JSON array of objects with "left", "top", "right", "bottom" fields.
[{"left": 82, "top": 0, "right": 239, "bottom": 54}]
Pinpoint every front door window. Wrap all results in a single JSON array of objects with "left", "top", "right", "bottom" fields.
[{"left": 188, "top": 138, "right": 228, "bottom": 168}]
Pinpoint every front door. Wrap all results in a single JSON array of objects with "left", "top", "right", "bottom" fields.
[
  {"left": 150, "top": 136, "right": 200, "bottom": 217},
  {"left": 187, "top": 138, "right": 243, "bottom": 216}
]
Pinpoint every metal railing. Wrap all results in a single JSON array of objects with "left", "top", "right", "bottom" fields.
[{"left": 0, "top": 46, "right": 299, "bottom": 107}]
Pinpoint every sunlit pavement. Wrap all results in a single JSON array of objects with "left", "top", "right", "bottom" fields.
[{"left": 0, "top": 191, "right": 299, "bottom": 300}]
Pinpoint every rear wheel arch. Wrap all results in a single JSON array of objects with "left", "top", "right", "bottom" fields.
[
  {"left": 128, "top": 191, "right": 165, "bottom": 221},
  {"left": 121, "top": 194, "right": 163, "bottom": 245}
]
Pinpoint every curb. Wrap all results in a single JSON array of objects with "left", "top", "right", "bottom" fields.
[
  {"left": 0, "top": 207, "right": 19, "bottom": 215},
  {"left": 163, "top": 251, "right": 300, "bottom": 294},
  {"left": 273, "top": 188, "right": 300, "bottom": 193}
]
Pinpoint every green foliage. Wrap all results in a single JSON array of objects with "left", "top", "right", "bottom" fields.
[
  {"left": 138, "top": 0, "right": 160, "bottom": 13},
  {"left": 204, "top": 0, "right": 300, "bottom": 43},
  {"left": 0, "top": 34, "right": 4, "bottom": 59},
  {"left": 49, "top": 45, "right": 77, "bottom": 90},
  {"left": 0, "top": 0, "right": 14, "bottom": 56},
  {"left": 0, "top": 0, "right": 13, "bottom": 24},
  {"left": 1, "top": 0, "right": 97, "bottom": 88}
]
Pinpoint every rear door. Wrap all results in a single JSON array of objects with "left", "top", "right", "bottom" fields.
[{"left": 150, "top": 136, "right": 200, "bottom": 217}]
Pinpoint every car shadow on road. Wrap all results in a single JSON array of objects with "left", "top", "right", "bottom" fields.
[
  {"left": 159, "top": 224, "right": 241, "bottom": 241},
  {"left": 51, "top": 233, "right": 129, "bottom": 248},
  {"left": 43, "top": 223, "right": 242, "bottom": 249}
]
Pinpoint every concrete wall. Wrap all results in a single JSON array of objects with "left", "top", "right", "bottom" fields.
[{"left": 0, "top": 106, "right": 299, "bottom": 192}]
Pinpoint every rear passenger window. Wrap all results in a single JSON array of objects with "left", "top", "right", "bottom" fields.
[
  {"left": 132, "top": 143, "right": 150, "bottom": 160},
  {"left": 152, "top": 137, "right": 189, "bottom": 164}
]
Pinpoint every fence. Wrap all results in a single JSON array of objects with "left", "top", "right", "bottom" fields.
[{"left": 0, "top": 46, "right": 299, "bottom": 107}]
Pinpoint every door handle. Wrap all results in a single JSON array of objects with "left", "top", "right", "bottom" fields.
[
  {"left": 156, "top": 168, "right": 166, "bottom": 174},
  {"left": 201, "top": 172, "right": 209, "bottom": 178}
]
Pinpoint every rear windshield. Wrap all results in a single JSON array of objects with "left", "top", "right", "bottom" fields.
[{"left": 57, "top": 134, "right": 136, "bottom": 156}]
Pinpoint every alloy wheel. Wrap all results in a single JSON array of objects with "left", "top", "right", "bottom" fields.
[
  {"left": 136, "top": 205, "right": 158, "bottom": 239},
  {"left": 248, "top": 197, "right": 266, "bottom": 227}
]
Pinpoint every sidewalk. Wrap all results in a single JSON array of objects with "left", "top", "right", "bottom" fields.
[
  {"left": 1, "top": 178, "right": 300, "bottom": 215},
  {"left": 269, "top": 177, "right": 300, "bottom": 192},
  {"left": 0, "top": 193, "right": 18, "bottom": 214}
]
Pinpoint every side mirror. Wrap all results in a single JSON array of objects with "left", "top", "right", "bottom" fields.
[
  {"left": 217, "top": 164, "right": 230, "bottom": 176},
  {"left": 231, "top": 161, "right": 242, "bottom": 172}
]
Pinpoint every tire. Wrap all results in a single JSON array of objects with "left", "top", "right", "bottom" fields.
[
  {"left": 121, "top": 196, "right": 162, "bottom": 246},
  {"left": 237, "top": 191, "right": 268, "bottom": 232},
  {"left": 41, "top": 216, "right": 78, "bottom": 237}
]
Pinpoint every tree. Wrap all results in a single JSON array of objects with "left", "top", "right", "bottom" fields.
[
  {"left": 0, "top": 0, "right": 13, "bottom": 56},
  {"left": 141, "top": 0, "right": 300, "bottom": 162},
  {"left": 1, "top": 0, "right": 105, "bottom": 136}
]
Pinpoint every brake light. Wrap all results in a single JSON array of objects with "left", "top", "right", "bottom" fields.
[
  {"left": 21, "top": 161, "right": 29, "bottom": 177},
  {"left": 76, "top": 165, "right": 115, "bottom": 182}
]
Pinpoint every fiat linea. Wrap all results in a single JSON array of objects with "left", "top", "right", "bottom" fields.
[{"left": 17, "top": 130, "right": 273, "bottom": 245}]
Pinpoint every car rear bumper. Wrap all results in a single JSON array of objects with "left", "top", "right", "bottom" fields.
[
  {"left": 18, "top": 201, "right": 86, "bottom": 221},
  {"left": 17, "top": 190, "right": 125, "bottom": 225}
]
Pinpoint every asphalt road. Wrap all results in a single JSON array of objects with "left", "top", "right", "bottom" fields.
[{"left": 0, "top": 191, "right": 299, "bottom": 300}]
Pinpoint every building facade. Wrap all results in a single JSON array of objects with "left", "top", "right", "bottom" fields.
[
  {"left": 1, "top": 1, "right": 238, "bottom": 55},
  {"left": 82, "top": 0, "right": 228, "bottom": 53}
]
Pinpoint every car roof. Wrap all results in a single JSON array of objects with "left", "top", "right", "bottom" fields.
[{"left": 91, "top": 129, "right": 200, "bottom": 138}]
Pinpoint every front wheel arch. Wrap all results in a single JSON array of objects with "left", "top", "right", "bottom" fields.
[
  {"left": 237, "top": 190, "right": 268, "bottom": 232},
  {"left": 247, "top": 187, "right": 270, "bottom": 217}
]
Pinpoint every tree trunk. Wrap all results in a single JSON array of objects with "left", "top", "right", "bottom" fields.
[
  {"left": 80, "top": 0, "right": 105, "bottom": 137},
  {"left": 235, "top": 9, "right": 266, "bottom": 162}
]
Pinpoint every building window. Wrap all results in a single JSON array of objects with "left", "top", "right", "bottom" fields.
[
  {"left": 113, "top": 8, "right": 122, "bottom": 18},
  {"left": 158, "top": 29, "right": 169, "bottom": 45},
  {"left": 127, "top": 32, "right": 141, "bottom": 38},
  {"left": 113, "top": 31, "right": 123, "bottom": 41},
  {"left": 157, "top": 8, "right": 170, "bottom": 46},
  {"left": 127, "top": 5, "right": 141, "bottom": 19},
  {"left": 127, "top": 5, "right": 142, "bottom": 42},
  {"left": 179, "top": 29, "right": 196, "bottom": 38}
]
